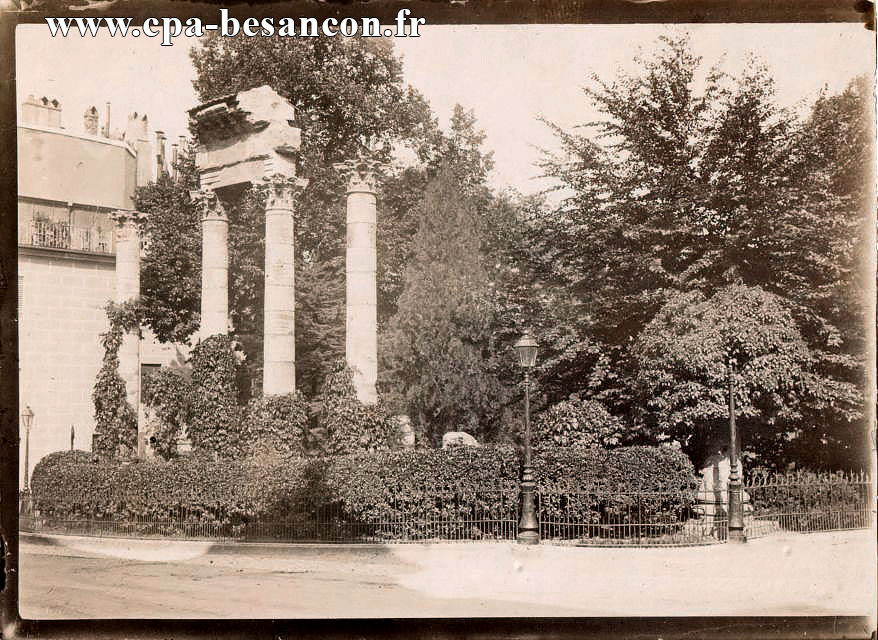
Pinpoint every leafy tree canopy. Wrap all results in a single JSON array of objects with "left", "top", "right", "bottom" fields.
[
  {"left": 632, "top": 284, "right": 861, "bottom": 468},
  {"left": 534, "top": 34, "right": 869, "bottom": 468}
]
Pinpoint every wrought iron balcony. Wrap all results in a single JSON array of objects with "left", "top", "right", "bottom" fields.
[{"left": 19, "top": 218, "right": 114, "bottom": 255}]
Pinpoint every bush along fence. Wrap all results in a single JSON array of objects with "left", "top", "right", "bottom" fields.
[
  {"left": 742, "top": 470, "right": 872, "bottom": 539},
  {"left": 22, "top": 448, "right": 872, "bottom": 546}
]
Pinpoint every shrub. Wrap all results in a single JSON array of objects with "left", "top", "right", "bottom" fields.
[
  {"left": 142, "top": 367, "right": 193, "bottom": 459},
  {"left": 532, "top": 396, "right": 628, "bottom": 449},
  {"left": 319, "top": 361, "right": 396, "bottom": 455},
  {"left": 188, "top": 335, "right": 243, "bottom": 455},
  {"left": 744, "top": 470, "right": 869, "bottom": 531},
  {"left": 534, "top": 444, "right": 697, "bottom": 492},
  {"left": 30, "top": 445, "right": 699, "bottom": 541},
  {"left": 322, "top": 446, "right": 519, "bottom": 539},
  {"left": 243, "top": 393, "right": 309, "bottom": 458},
  {"left": 92, "top": 302, "right": 141, "bottom": 458},
  {"left": 30, "top": 446, "right": 519, "bottom": 540},
  {"left": 534, "top": 445, "right": 699, "bottom": 535}
]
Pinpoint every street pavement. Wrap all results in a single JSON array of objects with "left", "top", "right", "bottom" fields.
[{"left": 18, "top": 529, "right": 876, "bottom": 619}]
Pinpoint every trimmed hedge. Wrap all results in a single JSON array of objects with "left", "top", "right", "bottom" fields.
[
  {"left": 31, "top": 445, "right": 697, "bottom": 540},
  {"left": 534, "top": 445, "right": 699, "bottom": 532},
  {"left": 534, "top": 444, "right": 697, "bottom": 492}
]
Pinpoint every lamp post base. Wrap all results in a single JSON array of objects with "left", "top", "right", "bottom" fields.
[
  {"left": 517, "top": 529, "right": 540, "bottom": 545},
  {"left": 728, "top": 481, "right": 746, "bottom": 544},
  {"left": 728, "top": 527, "right": 747, "bottom": 543},
  {"left": 518, "top": 467, "right": 540, "bottom": 545}
]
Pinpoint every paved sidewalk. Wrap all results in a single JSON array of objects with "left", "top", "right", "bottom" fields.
[{"left": 19, "top": 529, "right": 876, "bottom": 618}]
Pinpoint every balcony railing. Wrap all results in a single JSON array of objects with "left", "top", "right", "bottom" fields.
[{"left": 19, "top": 219, "right": 114, "bottom": 255}]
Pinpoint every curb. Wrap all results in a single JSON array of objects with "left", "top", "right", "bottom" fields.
[{"left": 20, "top": 531, "right": 422, "bottom": 558}]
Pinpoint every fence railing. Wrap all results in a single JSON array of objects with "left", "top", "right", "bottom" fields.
[
  {"left": 743, "top": 472, "right": 872, "bottom": 539},
  {"left": 21, "top": 488, "right": 521, "bottom": 544},
  {"left": 20, "top": 474, "right": 872, "bottom": 546},
  {"left": 538, "top": 486, "right": 727, "bottom": 546},
  {"left": 19, "top": 219, "right": 114, "bottom": 254}
]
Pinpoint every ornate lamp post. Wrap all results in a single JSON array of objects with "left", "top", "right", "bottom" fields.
[
  {"left": 727, "top": 359, "right": 746, "bottom": 542},
  {"left": 514, "top": 333, "right": 539, "bottom": 545},
  {"left": 21, "top": 405, "right": 34, "bottom": 493}
]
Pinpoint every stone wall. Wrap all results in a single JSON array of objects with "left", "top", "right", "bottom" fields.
[{"left": 18, "top": 250, "right": 114, "bottom": 487}]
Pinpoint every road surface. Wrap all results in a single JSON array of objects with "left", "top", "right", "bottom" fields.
[{"left": 18, "top": 529, "right": 875, "bottom": 619}]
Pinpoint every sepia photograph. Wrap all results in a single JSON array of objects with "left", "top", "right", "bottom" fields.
[{"left": 5, "top": 8, "right": 876, "bottom": 631}]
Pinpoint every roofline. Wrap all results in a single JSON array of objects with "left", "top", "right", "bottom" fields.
[{"left": 17, "top": 123, "right": 137, "bottom": 158}]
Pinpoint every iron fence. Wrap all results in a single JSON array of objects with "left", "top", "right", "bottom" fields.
[
  {"left": 743, "top": 472, "right": 872, "bottom": 539},
  {"left": 20, "top": 474, "right": 872, "bottom": 545},
  {"left": 537, "top": 486, "right": 727, "bottom": 546},
  {"left": 21, "top": 488, "right": 520, "bottom": 544}
]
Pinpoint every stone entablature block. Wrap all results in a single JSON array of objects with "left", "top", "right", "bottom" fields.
[{"left": 188, "top": 85, "right": 302, "bottom": 191}]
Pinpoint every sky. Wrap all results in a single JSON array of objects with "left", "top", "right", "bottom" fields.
[{"left": 16, "top": 22, "right": 874, "bottom": 196}]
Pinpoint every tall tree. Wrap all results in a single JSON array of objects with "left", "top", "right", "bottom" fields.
[
  {"left": 538, "top": 34, "right": 867, "bottom": 467},
  {"left": 381, "top": 167, "right": 512, "bottom": 445}
]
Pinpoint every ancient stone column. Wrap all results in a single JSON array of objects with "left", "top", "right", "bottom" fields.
[
  {"left": 192, "top": 189, "right": 229, "bottom": 337},
  {"left": 336, "top": 158, "right": 381, "bottom": 404},
  {"left": 110, "top": 210, "right": 142, "bottom": 453},
  {"left": 262, "top": 175, "right": 307, "bottom": 395}
]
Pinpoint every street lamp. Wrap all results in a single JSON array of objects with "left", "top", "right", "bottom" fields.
[
  {"left": 514, "top": 333, "right": 539, "bottom": 545},
  {"left": 727, "top": 359, "right": 746, "bottom": 543},
  {"left": 21, "top": 405, "right": 34, "bottom": 492}
]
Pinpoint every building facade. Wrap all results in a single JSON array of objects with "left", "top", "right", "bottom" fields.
[{"left": 18, "top": 95, "right": 185, "bottom": 488}]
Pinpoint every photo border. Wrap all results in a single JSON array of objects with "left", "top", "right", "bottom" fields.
[{"left": 1, "top": 1, "right": 875, "bottom": 637}]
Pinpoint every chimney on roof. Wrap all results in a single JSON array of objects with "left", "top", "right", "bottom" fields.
[
  {"left": 125, "top": 112, "right": 149, "bottom": 143},
  {"left": 102, "top": 102, "right": 111, "bottom": 138},
  {"left": 124, "top": 112, "right": 153, "bottom": 187},
  {"left": 155, "top": 130, "right": 167, "bottom": 177},
  {"left": 83, "top": 106, "right": 99, "bottom": 136},
  {"left": 170, "top": 142, "right": 179, "bottom": 179},
  {"left": 21, "top": 95, "right": 62, "bottom": 128}
]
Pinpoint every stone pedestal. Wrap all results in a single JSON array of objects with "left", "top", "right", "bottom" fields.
[
  {"left": 193, "top": 190, "right": 229, "bottom": 338},
  {"left": 337, "top": 159, "right": 381, "bottom": 405},
  {"left": 111, "top": 210, "right": 142, "bottom": 455},
  {"left": 263, "top": 175, "right": 306, "bottom": 395}
]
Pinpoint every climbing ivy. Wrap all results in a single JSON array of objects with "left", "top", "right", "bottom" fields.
[
  {"left": 243, "top": 392, "right": 310, "bottom": 459},
  {"left": 319, "top": 360, "right": 397, "bottom": 455},
  {"left": 188, "top": 334, "right": 244, "bottom": 456},
  {"left": 92, "top": 301, "right": 141, "bottom": 458}
]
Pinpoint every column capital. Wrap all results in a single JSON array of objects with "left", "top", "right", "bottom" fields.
[
  {"left": 110, "top": 209, "right": 145, "bottom": 228},
  {"left": 334, "top": 156, "right": 384, "bottom": 195},
  {"left": 189, "top": 188, "right": 228, "bottom": 222},
  {"left": 262, "top": 173, "right": 309, "bottom": 210}
]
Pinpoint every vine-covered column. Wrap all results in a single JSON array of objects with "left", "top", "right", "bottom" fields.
[{"left": 110, "top": 209, "right": 143, "bottom": 455}]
